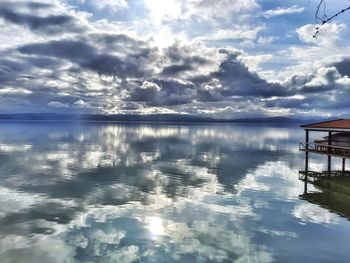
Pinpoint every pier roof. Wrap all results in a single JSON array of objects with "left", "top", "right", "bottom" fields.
[{"left": 301, "top": 119, "right": 350, "bottom": 132}]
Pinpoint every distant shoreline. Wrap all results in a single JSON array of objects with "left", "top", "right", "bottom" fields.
[
  {"left": 0, "top": 119, "right": 301, "bottom": 125},
  {"left": 0, "top": 113, "right": 317, "bottom": 125}
]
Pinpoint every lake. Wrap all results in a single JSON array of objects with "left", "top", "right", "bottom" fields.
[{"left": 0, "top": 122, "right": 349, "bottom": 263}]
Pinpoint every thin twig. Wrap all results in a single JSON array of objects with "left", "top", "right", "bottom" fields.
[
  {"left": 313, "top": 3, "right": 350, "bottom": 38},
  {"left": 315, "top": 0, "right": 327, "bottom": 24}
]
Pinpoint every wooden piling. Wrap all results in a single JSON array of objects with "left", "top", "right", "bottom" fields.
[
  {"left": 304, "top": 130, "right": 309, "bottom": 193},
  {"left": 328, "top": 131, "right": 332, "bottom": 178}
]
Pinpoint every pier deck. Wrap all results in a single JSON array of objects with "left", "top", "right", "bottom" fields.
[{"left": 299, "top": 142, "right": 350, "bottom": 159}]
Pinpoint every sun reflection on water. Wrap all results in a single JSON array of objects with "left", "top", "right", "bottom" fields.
[{"left": 147, "top": 216, "right": 165, "bottom": 236}]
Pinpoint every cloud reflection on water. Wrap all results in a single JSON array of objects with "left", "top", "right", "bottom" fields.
[{"left": 0, "top": 123, "right": 349, "bottom": 262}]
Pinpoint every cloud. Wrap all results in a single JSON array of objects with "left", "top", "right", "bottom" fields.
[
  {"left": 185, "top": 0, "right": 259, "bottom": 21},
  {"left": 6, "top": 27, "right": 292, "bottom": 116},
  {"left": 207, "top": 50, "right": 289, "bottom": 98},
  {"left": 0, "top": 1, "right": 84, "bottom": 34},
  {"left": 130, "top": 79, "right": 194, "bottom": 106},
  {"left": 197, "top": 26, "right": 265, "bottom": 42},
  {"left": 303, "top": 66, "right": 341, "bottom": 89},
  {"left": 0, "top": 58, "right": 27, "bottom": 82},
  {"left": 333, "top": 59, "right": 350, "bottom": 77},
  {"left": 18, "top": 38, "right": 153, "bottom": 78},
  {"left": 263, "top": 5, "right": 305, "bottom": 19},
  {"left": 297, "top": 23, "right": 346, "bottom": 46},
  {"left": 293, "top": 203, "right": 340, "bottom": 224},
  {"left": 48, "top": 101, "right": 70, "bottom": 108},
  {"left": 86, "top": 0, "right": 128, "bottom": 12},
  {"left": 74, "top": 99, "right": 87, "bottom": 107},
  {"left": 0, "top": 0, "right": 349, "bottom": 118},
  {"left": 264, "top": 61, "right": 350, "bottom": 116},
  {"left": 0, "top": 87, "right": 32, "bottom": 95},
  {"left": 143, "top": 0, "right": 259, "bottom": 24},
  {"left": 125, "top": 47, "right": 290, "bottom": 108}
]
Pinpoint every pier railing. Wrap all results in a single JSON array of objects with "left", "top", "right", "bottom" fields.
[{"left": 299, "top": 142, "right": 350, "bottom": 158}]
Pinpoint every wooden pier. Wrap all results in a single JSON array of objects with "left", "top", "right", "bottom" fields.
[{"left": 299, "top": 119, "right": 350, "bottom": 193}]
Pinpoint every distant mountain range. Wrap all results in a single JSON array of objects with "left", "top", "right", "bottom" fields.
[{"left": 0, "top": 113, "right": 323, "bottom": 124}]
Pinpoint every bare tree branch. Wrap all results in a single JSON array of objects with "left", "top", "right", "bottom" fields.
[{"left": 313, "top": 0, "right": 350, "bottom": 38}]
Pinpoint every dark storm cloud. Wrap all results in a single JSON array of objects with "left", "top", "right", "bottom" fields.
[
  {"left": 213, "top": 51, "right": 289, "bottom": 98},
  {"left": 265, "top": 98, "right": 305, "bottom": 109},
  {"left": 160, "top": 64, "right": 194, "bottom": 76},
  {"left": 86, "top": 54, "right": 140, "bottom": 76},
  {"left": 0, "top": 8, "right": 72, "bottom": 30},
  {"left": 187, "top": 50, "right": 291, "bottom": 102},
  {"left": 333, "top": 59, "right": 350, "bottom": 77},
  {"left": 0, "top": 1, "right": 53, "bottom": 10},
  {"left": 128, "top": 79, "right": 194, "bottom": 106},
  {"left": 298, "top": 85, "right": 334, "bottom": 94},
  {"left": 0, "top": 2, "right": 83, "bottom": 34},
  {"left": 127, "top": 48, "right": 293, "bottom": 106},
  {"left": 18, "top": 39, "right": 149, "bottom": 77},
  {"left": 25, "top": 2, "right": 53, "bottom": 9},
  {"left": 160, "top": 43, "right": 210, "bottom": 77},
  {"left": 139, "top": 44, "right": 293, "bottom": 106},
  {"left": 0, "top": 58, "right": 26, "bottom": 82},
  {"left": 24, "top": 56, "right": 63, "bottom": 69},
  {"left": 265, "top": 89, "right": 350, "bottom": 112},
  {"left": 91, "top": 33, "right": 149, "bottom": 51},
  {"left": 19, "top": 40, "right": 95, "bottom": 60}
]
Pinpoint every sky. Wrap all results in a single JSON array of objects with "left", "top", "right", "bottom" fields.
[{"left": 0, "top": 0, "right": 350, "bottom": 119}]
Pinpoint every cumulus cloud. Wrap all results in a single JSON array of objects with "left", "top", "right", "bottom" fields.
[
  {"left": 264, "top": 62, "right": 350, "bottom": 116},
  {"left": 297, "top": 23, "right": 346, "bottom": 46}
]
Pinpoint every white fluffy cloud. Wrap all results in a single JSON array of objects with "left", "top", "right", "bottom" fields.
[{"left": 297, "top": 23, "right": 347, "bottom": 46}]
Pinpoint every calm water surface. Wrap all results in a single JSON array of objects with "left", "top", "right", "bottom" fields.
[{"left": 0, "top": 122, "right": 350, "bottom": 263}]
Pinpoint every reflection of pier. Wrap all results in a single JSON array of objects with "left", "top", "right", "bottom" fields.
[
  {"left": 301, "top": 192, "right": 350, "bottom": 220},
  {"left": 299, "top": 119, "right": 350, "bottom": 190},
  {"left": 299, "top": 170, "right": 350, "bottom": 183},
  {"left": 300, "top": 178, "right": 350, "bottom": 220}
]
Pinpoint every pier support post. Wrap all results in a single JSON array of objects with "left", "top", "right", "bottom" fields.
[
  {"left": 342, "top": 158, "right": 345, "bottom": 176},
  {"left": 304, "top": 130, "right": 309, "bottom": 193},
  {"left": 328, "top": 131, "right": 332, "bottom": 178}
]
